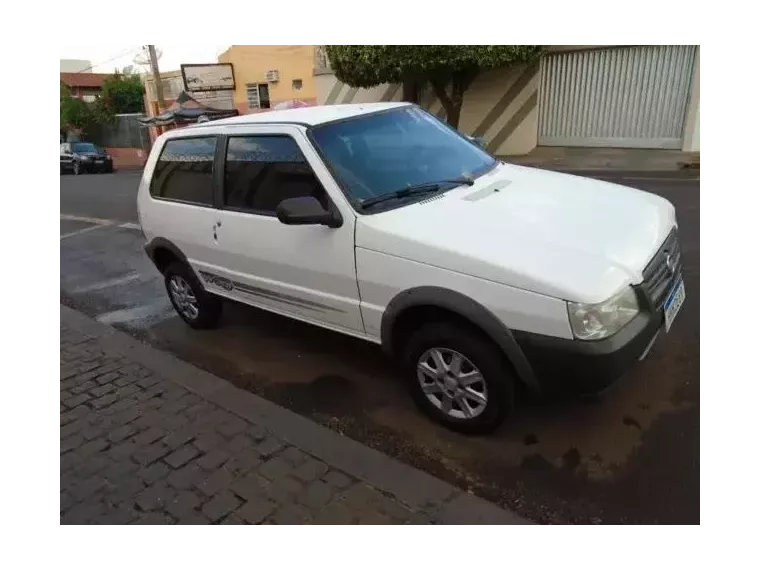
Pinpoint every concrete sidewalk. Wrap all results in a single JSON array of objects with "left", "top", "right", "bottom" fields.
[
  {"left": 60, "top": 305, "right": 526, "bottom": 525},
  {"left": 500, "top": 146, "right": 700, "bottom": 173}
]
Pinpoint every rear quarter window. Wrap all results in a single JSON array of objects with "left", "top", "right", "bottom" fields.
[{"left": 149, "top": 137, "right": 217, "bottom": 206}]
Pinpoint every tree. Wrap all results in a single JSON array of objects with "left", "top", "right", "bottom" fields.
[
  {"left": 326, "top": 45, "right": 544, "bottom": 129},
  {"left": 60, "top": 81, "right": 113, "bottom": 139},
  {"left": 60, "top": 81, "right": 93, "bottom": 133},
  {"left": 101, "top": 73, "right": 145, "bottom": 114},
  {"left": 60, "top": 73, "right": 144, "bottom": 134}
]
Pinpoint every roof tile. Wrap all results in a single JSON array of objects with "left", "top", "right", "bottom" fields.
[{"left": 60, "top": 72, "right": 112, "bottom": 89}]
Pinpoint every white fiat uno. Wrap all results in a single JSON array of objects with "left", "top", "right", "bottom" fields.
[{"left": 137, "top": 103, "right": 684, "bottom": 433}]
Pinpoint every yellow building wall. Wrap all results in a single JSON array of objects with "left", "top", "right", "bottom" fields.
[{"left": 218, "top": 45, "right": 317, "bottom": 114}]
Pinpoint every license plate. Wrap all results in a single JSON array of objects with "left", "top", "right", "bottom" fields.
[
  {"left": 663, "top": 276, "right": 686, "bottom": 332},
  {"left": 95, "top": 159, "right": 104, "bottom": 164}
]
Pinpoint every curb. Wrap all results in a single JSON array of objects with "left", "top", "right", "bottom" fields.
[
  {"left": 505, "top": 166, "right": 700, "bottom": 179},
  {"left": 60, "top": 305, "right": 529, "bottom": 524},
  {"left": 556, "top": 170, "right": 700, "bottom": 180},
  {"left": 112, "top": 166, "right": 145, "bottom": 173}
]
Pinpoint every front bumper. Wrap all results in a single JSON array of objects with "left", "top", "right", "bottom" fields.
[
  {"left": 513, "top": 309, "right": 662, "bottom": 396},
  {"left": 80, "top": 159, "right": 112, "bottom": 172}
]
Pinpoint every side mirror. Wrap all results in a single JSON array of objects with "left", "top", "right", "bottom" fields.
[
  {"left": 276, "top": 197, "right": 342, "bottom": 228},
  {"left": 467, "top": 135, "right": 486, "bottom": 148}
]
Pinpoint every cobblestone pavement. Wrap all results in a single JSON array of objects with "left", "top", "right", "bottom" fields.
[{"left": 60, "top": 306, "right": 525, "bottom": 525}]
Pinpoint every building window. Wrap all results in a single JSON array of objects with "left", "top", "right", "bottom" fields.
[
  {"left": 292, "top": 79, "right": 303, "bottom": 90},
  {"left": 246, "top": 83, "right": 271, "bottom": 109},
  {"left": 314, "top": 46, "right": 330, "bottom": 72}
]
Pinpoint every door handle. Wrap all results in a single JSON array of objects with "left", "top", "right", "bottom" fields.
[{"left": 213, "top": 221, "right": 221, "bottom": 240}]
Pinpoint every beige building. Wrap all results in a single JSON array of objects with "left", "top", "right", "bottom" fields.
[
  {"left": 218, "top": 45, "right": 317, "bottom": 114},
  {"left": 314, "top": 45, "right": 700, "bottom": 155}
]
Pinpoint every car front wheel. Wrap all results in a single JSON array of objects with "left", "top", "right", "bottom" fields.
[
  {"left": 403, "top": 322, "right": 515, "bottom": 434},
  {"left": 164, "top": 262, "right": 222, "bottom": 329}
]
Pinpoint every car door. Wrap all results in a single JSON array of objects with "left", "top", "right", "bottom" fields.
[
  {"left": 206, "top": 126, "right": 363, "bottom": 334},
  {"left": 140, "top": 135, "right": 221, "bottom": 274}
]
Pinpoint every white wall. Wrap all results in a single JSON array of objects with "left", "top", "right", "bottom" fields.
[
  {"left": 682, "top": 48, "right": 700, "bottom": 152},
  {"left": 60, "top": 59, "right": 92, "bottom": 73}
]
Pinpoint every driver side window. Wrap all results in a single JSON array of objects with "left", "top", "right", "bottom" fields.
[{"left": 223, "top": 135, "right": 328, "bottom": 215}]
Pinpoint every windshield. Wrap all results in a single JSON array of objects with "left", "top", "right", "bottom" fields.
[
  {"left": 310, "top": 106, "right": 497, "bottom": 207},
  {"left": 73, "top": 143, "right": 98, "bottom": 153}
]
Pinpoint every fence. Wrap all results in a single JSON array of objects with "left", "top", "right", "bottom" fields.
[{"left": 88, "top": 113, "right": 151, "bottom": 150}]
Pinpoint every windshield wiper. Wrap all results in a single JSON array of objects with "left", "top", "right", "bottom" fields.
[{"left": 360, "top": 177, "right": 474, "bottom": 209}]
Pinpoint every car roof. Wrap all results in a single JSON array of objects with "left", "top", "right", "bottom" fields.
[{"left": 185, "top": 102, "right": 410, "bottom": 130}]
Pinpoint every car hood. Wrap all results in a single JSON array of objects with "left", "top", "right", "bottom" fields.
[{"left": 355, "top": 163, "right": 676, "bottom": 304}]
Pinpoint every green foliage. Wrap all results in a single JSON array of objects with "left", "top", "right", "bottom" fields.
[
  {"left": 60, "top": 84, "right": 115, "bottom": 137},
  {"left": 60, "top": 73, "right": 144, "bottom": 136},
  {"left": 325, "top": 45, "right": 544, "bottom": 128},
  {"left": 101, "top": 73, "right": 145, "bottom": 114},
  {"left": 58, "top": 81, "right": 71, "bottom": 99},
  {"left": 327, "top": 45, "right": 542, "bottom": 87},
  {"left": 90, "top": 96, "right": 116, "bottom": 126},
  {"left": 60, "top": 83, "right": 92, "bottom": 131}
]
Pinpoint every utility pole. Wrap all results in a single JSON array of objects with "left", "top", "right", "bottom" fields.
[{"left": 147, "top": 45, "right": 165, "bottom": 110}]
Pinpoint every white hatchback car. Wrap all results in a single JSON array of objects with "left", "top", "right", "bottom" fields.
[{"left": 137, "top": 102, "right": 684, "bottom": 433}]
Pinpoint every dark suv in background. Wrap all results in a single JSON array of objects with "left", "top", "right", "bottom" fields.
[{"left": 60, "top": 142, "right": 114, "bottom": 174}]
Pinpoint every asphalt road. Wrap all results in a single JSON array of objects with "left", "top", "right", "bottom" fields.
[
  {"left": 60, "top": 168, "right": 700, "bottom": 524},
  {"left": 60, "top": 170, "right": 143, "bottom": 224}
]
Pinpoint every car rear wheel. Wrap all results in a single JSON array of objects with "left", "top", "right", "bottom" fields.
[
  {"left": 402, "top": 321, "right": 515, "bottom": 434},
  {"left": 164, "top": 262, "right": 222, "bottom": 329}
]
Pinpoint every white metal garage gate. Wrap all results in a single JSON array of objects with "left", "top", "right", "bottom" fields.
[{"left": 538, "top": 45, "right": 697, "bottom": 149}]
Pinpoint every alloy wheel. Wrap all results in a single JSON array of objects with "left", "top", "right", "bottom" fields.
[
  {"left": 168, "top": 275, "right": 199, "bottom": 321},
  {"left": 416, "top": 347, "right": 488, "bottom": 420}
]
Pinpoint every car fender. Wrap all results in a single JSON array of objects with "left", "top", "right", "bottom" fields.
[
  {"left": 144, "top": 237, "right": 189, "bottom": 268},
  {"left": 380, "top": 286, "right": 540, "bottom": 392}
]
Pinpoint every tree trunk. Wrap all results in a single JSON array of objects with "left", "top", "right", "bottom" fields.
[
  {"left": 431, "top": 69, "right": 478, "bottom": 130},
  {"left": 402, "top": 79, "right": 421, "bottom": 104}
]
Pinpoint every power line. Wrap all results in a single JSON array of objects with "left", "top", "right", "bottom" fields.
[{"left": 73, "top": 46, "right": 143, "bottom": 74}]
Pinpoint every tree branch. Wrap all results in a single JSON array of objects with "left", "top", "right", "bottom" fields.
[
  {"left": 457, "top": 68, "right": 479, "bottom": 98},
  {"left": 431, "top": 78, "right": 454, "bottom": 114}
]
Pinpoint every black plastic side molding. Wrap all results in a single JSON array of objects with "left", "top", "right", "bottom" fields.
[
  {"left": 380, "top": 286, "right": 540, "bottom": 393},
  {"left": 143, "top": 237, "right": 189, "bottom": 269}
]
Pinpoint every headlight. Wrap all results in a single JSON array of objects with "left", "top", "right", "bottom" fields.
[
  {"left": 567, "top": 287, "right": 640, "bottom": 340},
  {"left": 78, "top": 155, "right": 91, "bottom": 161}
]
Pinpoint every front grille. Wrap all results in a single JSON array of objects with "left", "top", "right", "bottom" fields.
[{"left": 641, "top": 228, "right": 682, "bottom": 311}]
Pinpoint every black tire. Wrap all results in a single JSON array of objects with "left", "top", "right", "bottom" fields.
[
  {"left": 163, "top": 261, "right": 222, "bottom": 329},
  {"left": 402, "top": 321, "right": 515, "bottom": 434}
]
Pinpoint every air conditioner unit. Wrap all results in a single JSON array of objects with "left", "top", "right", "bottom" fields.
[{"left": 266, "top": 70, "right": 280, "bottom": 82}]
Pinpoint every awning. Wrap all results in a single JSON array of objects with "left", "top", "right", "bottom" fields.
[{"left": 140, "top": 91, "right": 238, "bottom": 126}]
